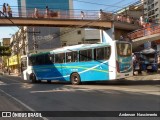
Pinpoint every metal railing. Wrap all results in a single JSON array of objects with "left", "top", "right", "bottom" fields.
[
  {"left": 128, "top": 23, "right": 160, "bottom": 40},
  {"left": 0, "top": 7, "right": 143, "bottom": 26}
]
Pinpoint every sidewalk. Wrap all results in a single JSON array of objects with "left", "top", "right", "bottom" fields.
[
  {"left": 0, "top": 72, "right": 20, "bottom": 77},
  {"left": 126, "top": 70, "right": 160, "bottom": 81}
]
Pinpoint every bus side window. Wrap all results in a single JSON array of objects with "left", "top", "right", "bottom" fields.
[
  {"left": 73, "top": 51, "right": 78, "bottom": 62},
  {"left": 49, "top": 54, "right": 54, "bottom": 63},
  {"left": 66, "top": 52, "right": 72, "bottom": 62},
  {"left": 45, "top": 54, "right": 52, "bottom": 64},
  {"left": 94, "top": 47, "right": 110, "bottom": 60},
  {"left": 79, "top": 49, "right": 92, "bottom": 62},
  {"left": 37, "top": 55, "right": 45, "bottom": 65},
  {"left": 55, "top": 53, "right": 65, "bottom": 63},
  {"left": 104, "top": 47, "right": 111, "bottom": 59},
  {"left": 29, "top": 56, "right": 36, "bottom": 66},
  {"left": 66, "top": 51, "right": 78, "bottom": 63},
  {"left": 96, "top": 48, "right": 104, "bottom": 60}
]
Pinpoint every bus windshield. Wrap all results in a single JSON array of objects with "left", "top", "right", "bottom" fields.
[{"left": 117, "top": 43, "right": 131, "bottom": 57}]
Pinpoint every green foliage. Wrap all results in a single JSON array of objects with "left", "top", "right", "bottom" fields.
[{"left": 0, "top": 46, "right": 11, "bottom": 56}]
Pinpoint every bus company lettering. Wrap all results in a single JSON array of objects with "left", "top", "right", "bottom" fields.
[{"left": 12, "top": 112, "right": 42, "bottom": 117}]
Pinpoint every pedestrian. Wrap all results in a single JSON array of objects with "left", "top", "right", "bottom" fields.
[
  {"left": 7, "top": 4, "right": 12, "bottom": 17},
  {"left": 45, "top": 6, "right": 49, "bottom": 18},
  {"left": 132, "top": 53, "right": 136, "bottom": 75},
  {"left": 120, "top": 35, "right": 124, "bottom": 41},
  {"left": 81, "top": 11, "right": 85, "bottom": 19},
  {"left": 99, "top": 9, "right": 103, "bottom": 20},
  {"left": 139, "top": 15, "right": 143, "bottom": 26},
  {"left": 34, "top": 8, "right": 39, "bottom": 18},
  {"left": 2, "top": 3, "right": 7, "bottom": 16}
]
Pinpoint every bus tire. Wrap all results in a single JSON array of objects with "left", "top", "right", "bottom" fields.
[
  {"left": 30, "top": 73, "right": 37, "bottom": 83},
  {"left": 70, "top": 73, "right": 81, "bottom": 85}
]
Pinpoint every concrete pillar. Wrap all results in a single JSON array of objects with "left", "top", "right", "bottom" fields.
[{"left": 100, "top": 22, "right": 115, "bottom": 43}]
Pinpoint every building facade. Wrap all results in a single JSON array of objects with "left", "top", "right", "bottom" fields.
[
  {"left": 17, "top": 0, "right": 73, "bottom": 53},
  {"left": 60, "top": 28, "right": 101, "bottom": 46},
  {"left": 143, "top": 0, "right": 160, "bottom": 22}
]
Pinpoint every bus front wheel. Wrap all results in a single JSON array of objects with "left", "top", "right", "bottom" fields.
[
  {"left": 30, "top": 74, "right": 37, "bottom": 83},
  {"left": 70, "top": 73, "right": 81, "bottom": 85}
]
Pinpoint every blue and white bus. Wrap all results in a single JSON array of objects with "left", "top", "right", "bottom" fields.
[{"left": 21, "top": 41, "right": 133, "bottom": 85}]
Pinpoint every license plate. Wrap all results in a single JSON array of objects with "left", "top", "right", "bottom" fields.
[
  {"left": 135, "top": 66, "right": 140, "bottom": 70},
  {"left": 147, "top": 66, "right": 152, "bottom": 69}
]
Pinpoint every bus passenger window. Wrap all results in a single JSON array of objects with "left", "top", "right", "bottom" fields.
[
  {"left": 73, "top": 52, "right": 78, "bottom": 62},
  {"left": 55, "top": 53, "right": 65, "bottom": 63},
  {"left": 66, "top": 51, "right": 78, "bottom": 63},
  {"left": 49, "top": 54, "right": 54, "bottom": 63},
  {"left": 37, "top": 55, "right": 45, "bottom": 65},
  {"left": 44, "top": 54, "right": 52, "bottom": 64},
  {"left": 29, "top": 56, "right": 36, "bottom": 66},
  {"left": 94, "top": 47, "right": 110, "bottom": 60},
  {"left": 104, "top": 47, "right": 111, "bottom": 59},
  {"left": 79, "top": 49, "right": 92, "bottom": 62}
]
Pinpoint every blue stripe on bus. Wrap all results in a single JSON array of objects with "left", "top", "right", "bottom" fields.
[{"left": 32, "top": 61, "right": 110, "bottom": 81}]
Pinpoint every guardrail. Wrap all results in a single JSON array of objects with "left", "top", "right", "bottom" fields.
[
  {"left": 128, "top": 23, "right": 160, "bottom": 40},
  {"left": 0, "top": 8, "right": 142, "bottom": 26}
]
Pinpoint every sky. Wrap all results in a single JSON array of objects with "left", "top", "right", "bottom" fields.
[{"left": 0, "top": 0, "right": 139, "bottom": 40}]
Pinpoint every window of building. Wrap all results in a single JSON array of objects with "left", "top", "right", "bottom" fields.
[
  {"left": 79, "top": 49, "right": 92, "bottom": 61},
  {"left": 77, "top": 30, "right": 81, "bottom": 35},
  {"left": 155, "top": 8, "right": 158, "bottom": 12}
]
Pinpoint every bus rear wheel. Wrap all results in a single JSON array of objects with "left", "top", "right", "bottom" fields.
[
  {"left": 31, "top": 74, "right": 37, "bottom": 83},
  {"left": 70, "top": 73, "right": 81, "bottom": 85}
]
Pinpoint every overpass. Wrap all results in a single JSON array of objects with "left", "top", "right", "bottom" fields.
[
  {"left": 0, "top": 8, "right": 140, "bottom": 30},
  {"left": 128, "top": 24, "right": 160, "bottom": 50},
  {"left": 0, "top": 17, "right": 140, "bottom": 31},
  {"left": 0, "top": 17, "right": 112, "bottom": 29}
]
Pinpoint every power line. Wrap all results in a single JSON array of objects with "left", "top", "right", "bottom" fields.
[{"left": 74, "top": 0, "right": 122, "bottom": 8}]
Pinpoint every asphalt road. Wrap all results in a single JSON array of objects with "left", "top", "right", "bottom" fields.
[{"left": 0, "top": 74, "right": 159, "bottom": 120}]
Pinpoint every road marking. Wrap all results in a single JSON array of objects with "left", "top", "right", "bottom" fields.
[
  {"left": 72, "top": 85, "right": 160, "bottom": 96},
  {"left": 0, "top": 81, "right": 7, "bottom": 85},
  {"left": 0, "top": 89, "right": 48, "bottom": 120}
]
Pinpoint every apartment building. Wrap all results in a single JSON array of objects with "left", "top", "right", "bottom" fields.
[{"left": 144, "top": 0, "right": 160, "bottom": 22}]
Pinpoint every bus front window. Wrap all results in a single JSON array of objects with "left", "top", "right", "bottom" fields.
[{"left": 117, "top": 43, "right": 132, "bottom": 57}]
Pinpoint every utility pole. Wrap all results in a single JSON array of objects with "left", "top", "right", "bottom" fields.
[
  {"left": 28, "top": 27, "right": 40, "bottom": 53},
  {"left": 33, "top": 27, "right": 36, "bottom": 53},
  {"left": 22, "top": 27, "right": 26, "bottom": 55},
  {"left": 16, "top": 33, "right": 20, "bottom": 75}
]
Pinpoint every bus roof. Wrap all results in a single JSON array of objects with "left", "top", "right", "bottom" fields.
[
  {"left": 29, "top": 51, "right": 50, "bottom": 57},
  {"left": 50, "top": 43, "right": 110, "bottom": 54}
]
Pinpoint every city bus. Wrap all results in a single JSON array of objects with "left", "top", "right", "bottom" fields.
[{"left": 21, "top": 41, "right": 133, "bottom": 85}]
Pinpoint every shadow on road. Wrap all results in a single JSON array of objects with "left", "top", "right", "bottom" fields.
[
  {"left": 1, "top": 74, "right": 160, "bottom": 86},
  {"left": 83, "top": 79, "right": 160, "bottom": 86},
  {"left": 26, "top": 79, "right": 160, "bottom": 86}
]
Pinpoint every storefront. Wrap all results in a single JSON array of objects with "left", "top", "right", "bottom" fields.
[{"left": 7, "top": 55, "right": 20, "bottom": 74}]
